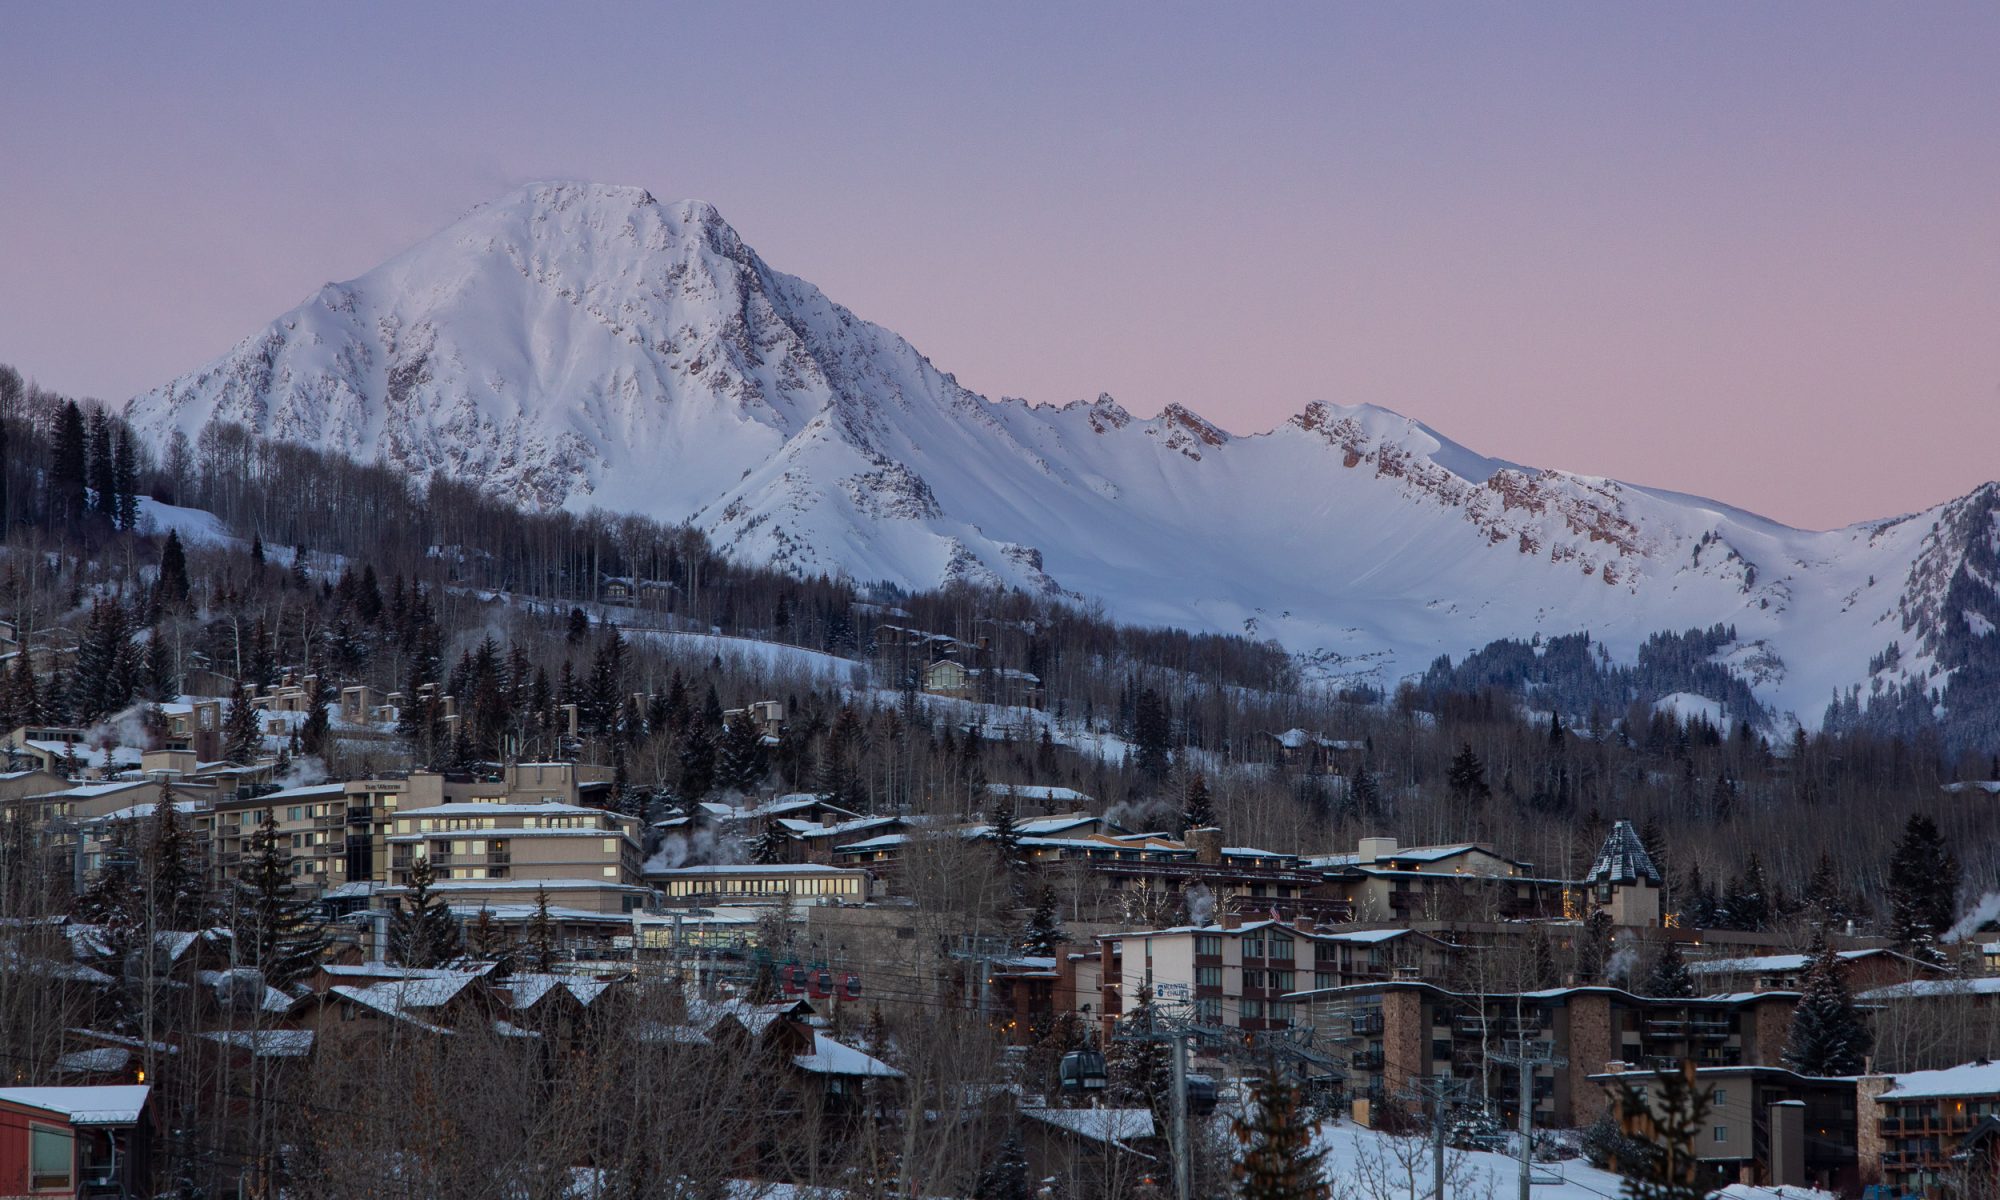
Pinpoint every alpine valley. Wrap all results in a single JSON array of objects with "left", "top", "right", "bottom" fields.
[{"left": 125, "top": 183, "right": 2000, "bottom": 734}]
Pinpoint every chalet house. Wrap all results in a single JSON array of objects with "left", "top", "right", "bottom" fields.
[
  {"left": 1018, "top": 1105, "right": 1160, "bottom": 1198},
  {"left": 1257, "top": 728, "right": 1366, "bottom": 775},
  {"left": 0, "top": 1084, "right": 154, "bottom": 1199},
  {"left": 1591, "top": 1064, "right": 1857, "bottom": 1193}
]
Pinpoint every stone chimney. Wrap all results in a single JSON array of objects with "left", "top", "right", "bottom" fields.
[
  {"left": 1186, "top": 826, "right": 1223, "bottom": 866},
  {"left": 1220, "top": 908, "right": 1242, "bottom": 931},
  {"left": 1294, "top": 913, "right": 1316, "bottom": 935}
]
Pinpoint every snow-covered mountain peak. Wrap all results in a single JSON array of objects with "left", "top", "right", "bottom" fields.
[{"left": 124, "top": 182, "right": 2000, "bottom": 729}]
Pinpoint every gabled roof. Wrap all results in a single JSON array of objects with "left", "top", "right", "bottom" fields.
[
  {"left": 1584, "top": 820, "right": 1661, "bottom": 886},
  {"left": 0, "top": 1084, "right": 150, "bottom": 1125},
  {"left": 792, "top": 1031, "right": 899, "bottom": 1078}
]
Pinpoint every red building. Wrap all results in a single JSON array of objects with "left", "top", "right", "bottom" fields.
[{"left": 0, "top": 1084, "right": 153, "bottom": 1198}]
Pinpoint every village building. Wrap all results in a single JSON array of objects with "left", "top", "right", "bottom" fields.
[
  {"left": 1858, "top": 1062, "right": 2000, "bottom": 1195},
  {"left": 0, "top": 1084, "right": 154, "bottom": 1199},
  {"left": 1591, "top": 1064, "right": 1859, "bottom": 1192},
  {"left": 1289, "top": 980, "right": 1802, "bottom": 1127}
]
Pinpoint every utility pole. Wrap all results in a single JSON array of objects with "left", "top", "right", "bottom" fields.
[
  {"left": 1399, "top": 1075, "right": 1470, "bottom": 1200},
  {"left": 1493, "top": 1040, "right": 1567, "bottom": 1200},
  {"left": 1114, "top": 981, "right": 1195, "bottom": 1200}
]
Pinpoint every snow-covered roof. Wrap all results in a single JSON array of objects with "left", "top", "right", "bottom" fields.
[
  {"left": 54, "top": 1047, "right": 132, "bottom": 1074},
  {"left": 1584, "top": 820, "right": 1661, "bottom": 886},
  {"left": 504, "top": 973, "right": 612, "bottom": 1010},
  {"left": 0, "top": 1084, "right": 150, "bottom": 1124},
  {"left": 988, "top": 783, "right": 1095, "bottom": 803},
  {"left": 792, "top": 1031, "right": 899, "bottom": 1078},
  {"left": 647, "top": 863, "right": 866, "bottom": 877},
  {"left": 260, "top": 782, "right": 348, "bottom": 801},
  {"left": 1024, "top": 1106, "right": 1155, "bottom": 1145},
  {"left": 1860, "top": 977, "right": 2000, "bottom": 1001},
  {"left": 1689, "top": 949, "right": 1894, "bottom": 976},
  {"left": 1880, "top": 1062, "right": 2000, "bottom": 1099},
  {"left": 198, "top": 1029, "right": 316, "bottom": 1057},
  {"left": 397, "top": 801, "right": 608, "bottom": 817}
]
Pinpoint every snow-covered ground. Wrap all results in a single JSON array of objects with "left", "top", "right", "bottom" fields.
[{"left": 134, "top": 496, "right": 233, "bottom": 547}]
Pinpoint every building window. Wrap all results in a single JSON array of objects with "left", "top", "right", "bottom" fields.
[
  {"left": 1243, "top": 970, "right": 1264, "bottom": 990},
  {"left": 1272, "top": 971, "right": 1296, "bottom": 993},
  {"left": 1713, "top": 1127, "right": 1727, "bottom": 1143},
  {"left": 31, "top": 1124, "right": 74, "bottom": 1191},
  {"left": 1240, "top": 999, "right": 1264, "bottom": 1020},
  {"left": 1714, "top": 1090, "right": 1727, "bottom": 1106},
  {"left": 1196, "top": 966, "right": 1222, "bottom": 989},
  {"left": 1269, "top": 934, "right": 1295, "bottom": 961},
  {"left": 1242, "top": 936, "right": 1264, "bottom": 959},
  {"left": 1196, "top": 934, "right": 1222, "bottom": 956}
]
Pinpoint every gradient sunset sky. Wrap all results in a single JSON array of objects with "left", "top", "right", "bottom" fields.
[{"left": 6, "top": 3, "right": 1997, "bottom": 530}]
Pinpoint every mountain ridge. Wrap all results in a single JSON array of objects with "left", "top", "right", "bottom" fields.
[{"left": 125, "top": 181, "right": 2000, "bottom": 729}]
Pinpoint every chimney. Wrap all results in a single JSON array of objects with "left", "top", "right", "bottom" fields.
[
  {"left": 1357, "top": 836, "right": 1397, "bottom": 864},
  {"left": 1294, "top": 914, "right": 1316, "bottom": 935},
  {"left": 1220, "top": 908, "right": 1242, "bottom": 931},
  {"left": 1186, "top": 826, "right": 1223, "bottom": 866}
]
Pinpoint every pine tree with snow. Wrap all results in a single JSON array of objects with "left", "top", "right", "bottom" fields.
[
  {"left": 988, "top": 795, "right": 1026, "bottom": 880},
  {"left": 751, "top": 822, "right": 794, "bottom": 865},
  {"left": 221, "top": 682, "right": 263, "bottom": 766},
  {"left": 1180, "top": 771, "right": 1217, "bottom": 834},
  {"left": 716, "top": 707, "right": 770, "bottom": 792},
  {"left": 466, "top": 908, "right": 513, "bottom": 972},
  {"left": 1022, "top": 886, "right": 1064, "bottom": 956},
  {"left": 973, "top": 1129, "right": 1033, "bottom": 1200},
  {"left": 1233, "top": 1066, "right": 1330, "bottom": 1200},
  {"left": 1782, "top": 930, "right": 1872, "bottom": 1075},
  {"left": 299, "top": 671, "right": 332, "bottom": 759},
  {"left": 1886, "top": 813, "right": 1958, "bottom": 962},
  {"left": 389, "top": 857, "right": 461, "bottom": 968},
  {"left": 231, "top": 812, "right": 330, "bottom": 989},
  {"left": 1642, "top": 939, "right": 1694, "bottom": 999}
]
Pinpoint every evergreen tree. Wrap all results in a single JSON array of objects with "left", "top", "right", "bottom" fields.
[
  {"left": 1233, "top": 1067, "right": 1331, "bottom": 1200},
  {"left": 299, "top": 672, "right": 332, "bottom": 759},
  {"left": 146, "top": 783, "right": 211, "bottom": 930},
  {"left": 716, "top": 707, "right": 770, "bottom": 793},
  {"left": 1022, "top": 885, "right": 1064, "bottom": 956},
  {"left": 1801, "top": 852, "right": 1853, "bottom": 928},
  {"left": 987, "top": 795, "right": 1027, "bottom": 882},
  {"left": 973, "top": 1130, "right": 1032, "bottom": 1200},
  {"left": 565, "top": 606, "right": 589, "bottom": 644},
  {"left": 526, "top": 885, "right": 557, "bottom": 971},
  {"left": 1681, "top": 863, "right": 1720, "bottom": 931},
  {"left": 87, "top": 407, "right": 116, "bottom": 519},
  {"left": 1721, "top": 855, "right": 1771, "bottom": 931},
  {"left": 1131, "top": 687, "right": 1172, "bottom": 783},
  {"left": 1106, "top": 982, "right": 1173, "bottom": 1131},
  {"left": 1886, "top": 813, "right": 1959, "bottom": 961},
  {"left": 1180, "top": 772, "right": 1217, "bottom": 834},
  {"left": 1782, "top": 930, "right": 1873, "bottom": 1075},
  {"left": 751, "top": 822, "right": 794, "bottom": 865},
  {"left": 466, "top": 909, "right": 513, "bottom": 973},
  {"left": 50, "top": 400, "right": 88, "bottom": 525},
  {"left": 389, "top": 857, "right": 461, "bottom": 968},
  {"left": 73, "top": 598, "right": 136, "bottom": 723},
  {"left": 1447, "top": 743, "right": 1491, "bottom": 805},
  {"left": 677, "top": 721, "right": 717, "bottom": 802},
  {"left": 1642, "top": 939, "right": 1695, "bottom": 999},
  {"left": 584, "top": 625, "right": 627, "bottom": 738},
  {"left": 1611, "top": 1062, "right": 1714, "bottom": 1200},
  {"left": 156, "top": 529, "right": 191, "bottom": 609},
  {"left": 112, "top": 429, "right": 139, "bottom": 531},
  {"left": 1347, "top": 762, "right": 1382, "bottom": 817},
  {"left": 221, "top": 682, "right": 263, "bottom": 766},
  {"left": 230, "top": 812, "right": 329, "bottom": 989}
]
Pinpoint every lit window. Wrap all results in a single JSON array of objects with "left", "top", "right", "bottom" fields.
[{"left": 603, "top": 866, "right": 617, "bottom": 877}]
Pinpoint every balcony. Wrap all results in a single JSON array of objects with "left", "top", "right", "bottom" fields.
[
  {"left": 1350, "top": 1013, "right": 1384, "bottom": 1036},
  {"left": 1351, "top": 1050, "right": 1384, "bottom": 1071}
]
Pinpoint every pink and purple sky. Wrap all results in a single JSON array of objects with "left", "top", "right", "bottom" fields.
[{"left": 5, "top": 3, "right": 1997, "bottom": 530}]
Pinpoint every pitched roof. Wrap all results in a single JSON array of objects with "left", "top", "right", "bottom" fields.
[
  {"left": 0, "top": 1084, "right": 150, "bottom": 1124},
  {"left": 1584, "top": 819, "right": 1661, "bottom": 886},
  {"left": 792, "top": 1031, "right": 900, "bottom": 1078}
]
